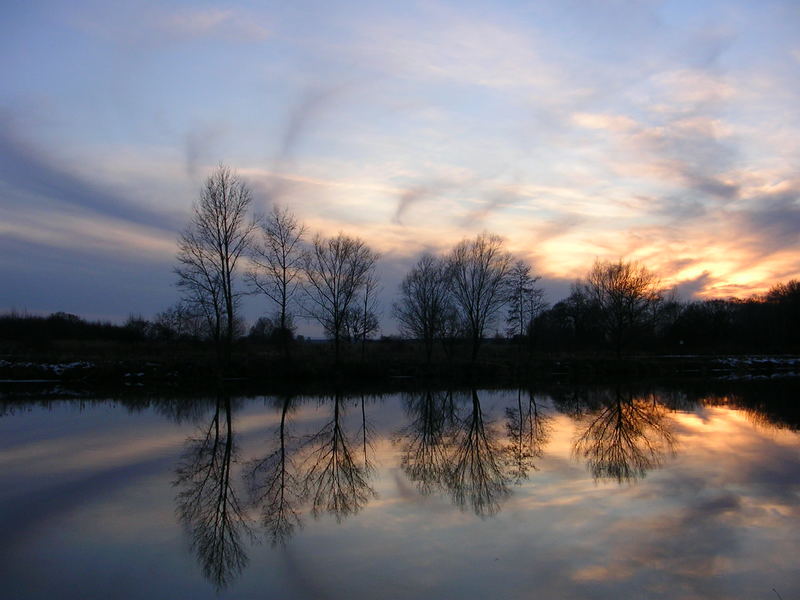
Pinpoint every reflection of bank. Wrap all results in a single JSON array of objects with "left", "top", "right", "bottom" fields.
[
  {"left": 174, "top": 391, "right": 251, "bottom": 590},
  {"left": 572, "top": 388, "right": 676, "bottom": 484}
]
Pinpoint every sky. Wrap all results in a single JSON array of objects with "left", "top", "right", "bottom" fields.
[{"left": 1, "top": 0, "right": 799, "bottom": 330}]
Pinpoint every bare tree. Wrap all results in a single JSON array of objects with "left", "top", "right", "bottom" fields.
[
  {"left": 175, "top": 165, "right": 255, "bottom": 364},
  {"left": 394, "top": 254, "right": 451, "bottom": 363},
  {"left": 578, "top": 259, "right": 662, "bottom": 357},
  {"left": 246, "top": 204, "right": 306, "bottom": 350},
  {"left": 447, "top": 233, "right": 513, "bottom": 361},
  {"left": 175, "top": 230, "right": 225, "bottom": 348},
  {"left": 153, "top": 301, "right": 208, "bottom": 339},
  {"left": 302, "top": 233, "right": 379, "bottom": 364},
  {"left": 349, "top": 271, "right": 381, "bottom": 360},
  {"left": 506, "top": 260, "right": 547, "bottom": 340}
]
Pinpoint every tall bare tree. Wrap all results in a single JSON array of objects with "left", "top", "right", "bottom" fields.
[
  {"left": 347, "top": 270, "right": 381, "bottom": 360},
  {"left": 246, "top": 204, "right": 306, "bottom": 348},
  {"left": 505, "top": 260, "right": 546, "bottom": 340},
  {"left": 176, "top": 165, "right": 255, "bottom": 364},
  {"left": 302, "top": 233, "right": 379, "bottom": 364},
  {"left": 447, "top": 233, "right": 513, "bottom": 360},
  {"left": 578, "top": 259, "right": 662, "bottom": 357},
  {"left": 394, "top": 254, "right": 451, "bottom": 363}
]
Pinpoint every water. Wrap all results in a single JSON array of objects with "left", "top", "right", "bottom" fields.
[{"left": 1, "top": 379, "right": 799, "bottom": 599}]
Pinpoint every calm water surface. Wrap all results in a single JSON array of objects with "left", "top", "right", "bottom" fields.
[{"left": 1, "top": 380, "right": 799, "bottom": 599}]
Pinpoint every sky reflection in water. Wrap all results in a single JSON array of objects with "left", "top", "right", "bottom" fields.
[{"left": 1, "top": 381, "right": 799, "bottom": 599}]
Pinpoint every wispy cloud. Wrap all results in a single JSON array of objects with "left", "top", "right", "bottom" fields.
[
  {"left": 0, "top": 113, "right": 182, "bottom": 234},
  {"left": 156, "top": 8, "right": 269, "bottom": 41}
]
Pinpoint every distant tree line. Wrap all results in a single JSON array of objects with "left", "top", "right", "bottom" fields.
[
  {"left": 533, "top": 273, "right": 800, "bottom": 355},
  {"left": 0, "top": 311, "right": 148, "bottom": 344}
]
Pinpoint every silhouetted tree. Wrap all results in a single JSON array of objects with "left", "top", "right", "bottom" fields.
[
  {"left": 154, "top": 302, "right": 207, "bottom": 339},
  {"left": 302, "top": 233, "right": 379, "bottom": 364},
  {"left": 175, "top": 165, "right": 255, "bottom": 365},
  {"left": 247, "top": 204, "right": 305, "bottom": 352},
  {"left": 766, "top": 279, "right": 800, "bottom": 349},
  {"left": 345, "top": 271, "right": 381, "bottom": 360},
  {"left": 505, "top": 260, "right": 546, "bottom": 340},
  {"left": 577, "top": 259, "right": 662, "bottom": 357},
  {"left": 447, "top": 233, "right": 513, "bottom": 360},
  {"left": 663, "top": 298, "right": 739, "bottom": 351},
  {"left": 394, "top": 254, "right": 452, "bottom": 364}
]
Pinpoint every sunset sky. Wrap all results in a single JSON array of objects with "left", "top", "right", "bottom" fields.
[{"left": 1, "top": 0, "right": 799, "bottom": 327}]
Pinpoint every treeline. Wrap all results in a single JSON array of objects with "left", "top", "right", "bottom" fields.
[
  {"left": 0, "top": 311, "right": 148, "bottom": 344},
  {"left": 533, "top": 278, "right": 800, "bottom": 355},
  {"left": 3, "top": 164, "right": 798, "bottom": 362}
]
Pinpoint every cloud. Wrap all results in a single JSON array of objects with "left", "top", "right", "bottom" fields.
[
  {"left": 731, "top": 193, "right": 800, "bottom": 258},
  {"left": 184, "top": 122, "right": 226, "bottom": 178},
  {"left": 156, "top": 8, "right": 269, "bottom": 41},
  {"left": 460, "top": 191, "right": 521, "bottom": 227},
  {"left": 393, "top": 184, "right": 442, "bottom": 225},
  {"left": 673, "top": 271, "right": 714, "bottom": 300},
  {"left": 350, "top": 7, "right": 557, "bottom": 91},
  {"left": 72, "top": 5, "right": 270, "bottom": 44},
  {"left": 277, "top": 85, "right": 348, "bottom": 164},
  {"left": 0, "top": 113, "right": 182, "bottom": 234}
]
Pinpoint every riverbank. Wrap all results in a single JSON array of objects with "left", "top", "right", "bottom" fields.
[{"left": 1, "top": 343, "right": 798, "bottom": 390}]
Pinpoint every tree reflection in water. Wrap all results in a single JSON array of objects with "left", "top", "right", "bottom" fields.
[
  {"left": 449, "top": 390, "right": 511, "bottom": 516},
  {"left": 504, "top": 389, "right": 551, "bottom": 482},
  {"left": 397, "top": 390, "right": 455, "bottom": 496},
  {"left": 245, "top": 395, "right": 302, "bottom": 546},
  {"left": 174, "top": 392, "right": 252, "bottom": 590},
  {"left": 171, "top": 384, "right": 682, "bottom": 588},
  {"left": 300, "top": 392, "right": 376, "bottom": 522},
  {"left": 573, "top": 388, "right": 676, "bottom": 483},
  {"left": 398, "top": 390, "right": 512, "bottom": 517}
]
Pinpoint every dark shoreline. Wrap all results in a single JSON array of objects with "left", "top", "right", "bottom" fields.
[{"left": 1, "top": 351, "right": 798, "bottom": 396}]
